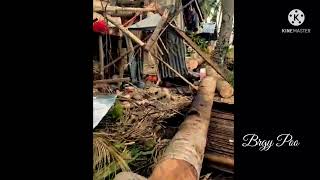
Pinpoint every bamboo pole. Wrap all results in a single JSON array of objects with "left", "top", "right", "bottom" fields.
[
  {"left": 118, "top": 38, "right": 124, "bottom": 87},
  {"left": 105, "top": 14, "right": 145, "bottom": 46},
  {"left": 98, "top": 35, "right": 104, "bottom": 79},
  {"left": 93, "top": 1, "right": 156, "bottom": 13},
  {"left": 194, "top": 0, "right": 204, "bottom": 21},
  {"left": 158, "top": 37, "right": 169, "bottom": 55},
  {"left": 149, "top": 76, "right": 217, "bottom": 180},
  {"left": 156, "top": 0, "right": 197, "bottom": 39}
]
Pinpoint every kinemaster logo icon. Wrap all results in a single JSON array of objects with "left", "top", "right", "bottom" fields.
[
  {"left": 282, "top": 9, "right": 311, "bottom": 34},
  {"left": 288, "top": 9, "right": 304, "bottom": 26}
]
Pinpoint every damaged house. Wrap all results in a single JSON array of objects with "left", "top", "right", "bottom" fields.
[
  {"left": 93, "top": 0, "right": 234, "bottom": 179},
  {"left": 93, "top": 0, "right": 208, "bottom": 86}
]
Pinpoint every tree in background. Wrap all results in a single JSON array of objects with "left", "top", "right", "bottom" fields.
[
  {"left": 200, "top": 0, "right": 221, "bottom": 22},
  {"left": 212, "top": 0, "right": 233, "bottom": 65}
]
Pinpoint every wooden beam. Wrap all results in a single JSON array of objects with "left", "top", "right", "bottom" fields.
[
  {"left": 93, "top": 78, "right": 130, "bottom": 85},
  {"left": 93, "top": 1, "right": 156, "bottom": 13},
  {"left": 157, "top": 0, "right": 197, "bottom": 38},
  {"left": 118, "top": 38, "right": 124, "bottom": 87},
  {"left": 144, "top": 9, "right": 169, "bottom": 52},
  {"left": 151, "top": 53, "right": 198, "bottom": 90},
  {"left": 194, "top": 0, "right": 204, "bottom": 21},
  {"left": 105, "top": 14, "right": 145, "bottom": 46},
  {"left": 158, "top": 38, "right": 169, "bottom": 55},
  {"left": 171, "top": 24, "right": 231, "bottom": 81}
]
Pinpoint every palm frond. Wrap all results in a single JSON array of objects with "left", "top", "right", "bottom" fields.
[{"left": 93, "top": 133, "right": 131, "bottom": 180}]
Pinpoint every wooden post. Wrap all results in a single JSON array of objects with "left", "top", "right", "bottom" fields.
[
  {"left": 104, "top": 44, "right": 138, "bottom": 70},
  {"left": 98, "top": 35, "right": 104, "bottom": 79},
  {"left": 118, "top": 38, "right": 124, "bottom": 87},
  {"left": 103, "top": 35, "right": 151, "bottom": 70},
  {"left": 105, "top": 14, "right": 145, "bottom": 46},
  {"left": 149, "top": 76, "right": 217, "bottom": 180}
]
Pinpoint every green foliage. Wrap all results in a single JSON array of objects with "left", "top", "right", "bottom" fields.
[
  {"left": 114, "top": 142, "right": 125, "bottom": 150},
  {"left": 110, "top": 101, "right": 123, "bottom": 120},
  {"left": 143, "top": 139, "right": 156, "bottom": 151},
  {"left": 189, "top": 33, "right": 209, "bottom": 52},
  {"left": 200, "top": 0, "right": 221, "bottom": 21},
  {"left": 226, "top": 46, "right": 234, "bottom": 59},
  {"left": 93, "top": 133, "right": 131, "bottom": 180}
]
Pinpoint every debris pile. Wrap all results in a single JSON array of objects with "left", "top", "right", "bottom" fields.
[{"left": 94, "top": 85, "right": 192, "bottom": 179}]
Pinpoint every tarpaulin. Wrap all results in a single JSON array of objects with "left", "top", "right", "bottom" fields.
[{"left": 93, "top": 95, "right": 117, "bottom": 129}]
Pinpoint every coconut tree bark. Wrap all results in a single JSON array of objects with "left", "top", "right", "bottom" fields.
[
  {"left": 149, "top": 76, "right": 217, "bottom": 180},
  {"left": 213, "top": 0, "right": 234, "bottom": 65}
]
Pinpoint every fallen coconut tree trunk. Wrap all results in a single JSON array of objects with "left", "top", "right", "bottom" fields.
[
  {"left": 206, "top": 67, "right": 233, "bottom": 98},
  {"left": 187, "top": 58, "right": 233, "bottom": 98},
  {"left": 171, "top": 25, "right": 234, "bottom": 98},
  {"left": 171, "top": 24, "right": 229, "bottom": 81},
  {"left": 149, "top": 76, "right": 217, "bottom": 180}
]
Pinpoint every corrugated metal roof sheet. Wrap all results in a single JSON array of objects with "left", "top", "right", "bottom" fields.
[
  {"left": 158, "top": 26, "right": 188, "bottom": 79},
  {"left": 128, "top": 13, "right": 161, "bottom": 29}
]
